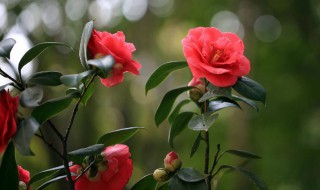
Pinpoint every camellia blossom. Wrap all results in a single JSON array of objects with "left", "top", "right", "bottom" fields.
[
  {"left": 182, "top": 27, "right": 250, "bottom": 87},
  {"left": 87, "top": 29, "right": 142, "bottom": 87},
  {"left": 163, "top": 151, "right": 182, "bottom": 172},
  {"left": 18, "top": 165, "right": 30, "bottom": 190},
  {"left": 0, "top": 90, "right": 19, "bottom": 154},
  {"left": 70, "top": 144, "right": 133, "bottom": 190}
]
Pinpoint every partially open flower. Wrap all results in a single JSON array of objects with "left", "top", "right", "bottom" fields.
[
  {"left": 163, "top": 151, "right": 182, "bottom": 172},
  {"left": 153, "top": 168, "right": 171, "bottom": 182},
  {"left": 18, "top": 165, "right": 30, "bottom": 190}
]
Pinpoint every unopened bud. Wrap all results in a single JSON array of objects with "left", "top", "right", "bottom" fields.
[
  {"left": 188, "top": 78, "right": 205, "bottom": 102},
  {"left": 164, "top": 151, "right": 182, "bottom": 172},
  {"left": 153, "top": 168, "right": 171, "bottom": 182},
  {"left": 19, "top": 181, "right": 27, "bottom": 190}
]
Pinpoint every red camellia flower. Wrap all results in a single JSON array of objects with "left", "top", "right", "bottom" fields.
[
  {"left": 182, "top": 27, "right": 250, "bottom": 87},
  {"left": 70, "top": 144, "right": 133, "bottom": 190},
  {"left": 163, "top": 151, "right": 182, "bottom": 172},
  {"left": 87, "top": 29, "right": 142, "bottom": 87},
  {"left": 18, "top": 165, "right": 30, "bottom": 190},
  {"left": 0, "top": 90, "right": 19, "bottom": 154}
]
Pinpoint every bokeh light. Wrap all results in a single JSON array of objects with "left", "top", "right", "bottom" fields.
[
  {"left": 123, "top": 0, "right": 148, "bottom": 21},
  {"left": 254, "top": 15, "right": 282, "bottom": 43}
]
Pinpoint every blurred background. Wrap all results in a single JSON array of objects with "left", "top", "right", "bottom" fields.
[{"left": 1, "top": 0, "right": 320, "bottom": 189}]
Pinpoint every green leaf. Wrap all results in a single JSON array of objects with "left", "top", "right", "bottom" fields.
[
  {"left": 232, "top": 77, "right": 266, "bottom": 104},
  {"left": 19, "top": 86, "right": 43, "bottom": 107},
  {"left": 218, "top": 165, "right": 268, "bottom": 190},
  {"left": 87, "top": 55, "right": 114, "bottom": 78},
  {"left": 31, "top": 93, "right": 75, "bottom": 125},
  {"left": 26, "top": 71, "right": 63, "bottom": 86},
  {"left": 190, "top": 132, "right": 202, "bottom": 158},
  {"left": 12, "top": 117, "right": 40, "bottom": 155},
  {"left": 177, "top": 168, "right": 206, "bottom": 182},
  {"left": 199, "top": 85, "right": 232, "bottom": 103},
  {"left": 188, "top": 112, "right": 219, "bottom": 131},
  {"left": 155, "top": 86, "right": 193, "bottom": 126},
  {"left": 81, "top": 82, "right": 95, "bottom": 106},
  {"left": 79, "top": 20, "right": 94, "bottom": 69},
  {"left": 168, "top": 100, "right": 191, "bottom": 124},
  {"left": 224, "top": 149, "right": 261, "bottom": 159},
  {"left": 207, "top": 97, "right": 241, "bottom": 113},
  {"left": 168, "top": 175, "right": 207, "bottom": 190},
  {"left": 28, "top": 165, "right": 66, "bottom": 188},
  {"left": 18, "top": 42, "right": 70, "bottom": 77},
  {"left": 68, "top": 144, "right": 105, "bottom": 157},
  {"left": 145, "top": 61, "right": 188, "bottom": 95},
  {"left": 168, "top": 112, "right": 194, "bottom": 148},
  {"left": 0, "top": 38, "right": 16, "bottom": 59},
  {"left": 0, "top": 142, "right": 19, "bottom": 190},
  {"left": 97, "top": 127, "right": 144, "bottom": 147},
  {"left": 131, "top": 173, "right": 158, "bottom": 190},
  {"left": 60, "top": 70, "right": 95, "bottom": 87},
  {"left": 232, "top": 95, "right": 259, "bottom": 111},
  {"left": 36, "top": 175, "right": 67, "bottom": 190},
  {"left": 158, "top": 182, "right": 169, "bottom": 190}
]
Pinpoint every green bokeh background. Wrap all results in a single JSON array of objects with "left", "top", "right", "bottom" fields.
[{"left": 1, "top": 0, "right": 320, "bottom": 189}]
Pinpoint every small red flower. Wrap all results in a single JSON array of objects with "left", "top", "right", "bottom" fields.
[
  {"left": 182, "top": 27, "right": 250, "bottom": 87},
  {"left": 18, "top": 165, "right": 30, "bottom": 190},
  {"left": 164, "top": 151, "right": 182, "bottom": 172},
  {"left": 70, "top": 144, "right": 133, "bottom": 190},
  {"left": 0, "top": 90, "right": 19, "bottom": 154},
  {"left": 87, "top": 29, "right": 141, "bottom": 87}
]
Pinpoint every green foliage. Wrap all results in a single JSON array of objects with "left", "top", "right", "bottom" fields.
[
  {"left": 168, "top": 174, "right": 207, "bottom": 190},
  {"left": 19, "top": 86, "right": 43, "bottom": 107},
  {"left": 207, "top": 97, "right": 241, "bottom": 113},
  {"left": 28, "top": 165, "right": 66, "bottom": 188},
  {"left": 0, "top": 38, "right": 16, "bottom": 59},
  {"left": 68, "top": 144, "right": 104, "bottom": 164},
  {"left": 188, "top": 112, "right": 219, "bottom": 131},
  {"left": 168, "top": 100, "right": 191, "bottom": 124},
  {"left": 0, "top": 142, "right": 19, "bottom": 190},
  {"left": 190, "top": 132, "right": 202, "bottom": 158},
  {"left": 199, "top": 85, "right": 232, "bottom": 103},
  {"left": 232, "top": 77, "right": 266, "bottom": 104},
  {"left": 97, "top": 127, "right": 144, "bottom": 147},
  {"left": 130, "top": 173, "right": 158, "bottom": 190},
  {"left": 12, "top": 117, "right": 40, "bottom": 155},
  {"left": 79, "top": 20, "right": 94, "bottom": 70},
  {"left": 35, "top": 175, "right": 67, "bottom": 190},
  {"left": 87, "top": 55, "right": 114, "bottom": 78},
  {"left": 222, "top": 149, "right": 262, "bottom": 160},
  {"left": 232, "top": 95, "right": 259, "bottom": 111},
  {"left": 26, "top": 71, "right": 63, "bottom": 86},
  {"left": 177, "top": 168, "right": 206, "bottom": 182},
  {"left": 60, "top": 70, "right": 94, "bottom": 87},
  {"left": 145, "top": 61, "right": 188, "bottom": 94},
  {"left": 81, "top": 82, "right": 95, "bottom": 106}
]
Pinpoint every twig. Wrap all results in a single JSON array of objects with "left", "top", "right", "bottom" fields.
[{"left": 35, "top": 133, "right": 63, "bottom": 159}]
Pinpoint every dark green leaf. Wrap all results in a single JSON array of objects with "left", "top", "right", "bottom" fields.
[
  {"left": 31, "top": 93, "right": 75, "bottom": 125},
  {"left": 199, "top": 85, "right": 232, "bottom": 103},
  {"left": 79, "top": 20, "right": 94, "bottom": 69},
  {"left": 87, "top": 55, "right": 114, "bottom": 78},
  {"left": 168, "top": 112, "right": 194, "bottom": 148},
  {"left": 155, "top": 86, "right": 193, "bottom": 126},
  {"left": 28, "top": 165, "right": 66, "bottom": 187},
  {"left": 224, "top": 149, "right": 261, "bottom": 159},
  {"left": 207, "top": 97, "right": 241, "bottom": 113},
  {"left": 145, "top": 61, "right": 188, "bottom": 94},
  {"left": 232, "top": 95, "right": 259, "bottom": 111},
  {"left": 97, "top": 127, "right": 144, "bottom": 147},
  {"left": 0, "top": 142, "right": 19, "bottom": 190},
  {"left": 18, "top": 42, "right": 70, "bottom": 77},
  {"left": 0, "top": 38, "right": 16, "bottom": 58},
  {"left": 188, "top": 112, "right": 219, "bottom": 131},
  {"left": 177, "top": 168, "right": 206, "bottom": 182},
  {"left": 218, "top": 165, "right": 268, "bottom": 190},
  {"left": 232, "top": 77, "right": 266, "bottom": 104},
  {"left": 190, "top": 132, "right": 202, "bottom": 158},
  {"left": 26, "top": 71, "right": 63, "bottom": 86},
  {"left": 60, "top": 70, "right": 95, "bottom": 87},
  {"left": 68, "top": 144, "right": 105, "bottom": 157},
  {"left": 19, "top": 86, "right": 43, "bottom": 107},
  {"left": 169, "top": 175, "right": 207, "bottom": 190},
  {"left": 36, "top": 175, "right": 67, "bottom": 190},
  {"left": 168, "top": 100, "right": 191, "bottom": 124},
  {"left": 81, "top": 82, "right": 95, "bottom": 106},
  {"left": 131, "top": 173, "right": 158, "bottom": 190},
  {"left": 12, "top": 117, "right": 40, "bottom": 155},
  {"left": 158, "top": 182, "right": 169, "bottom": 190},
  {"left": 66, "top": 88, "right": 81, "bottom": 97}
]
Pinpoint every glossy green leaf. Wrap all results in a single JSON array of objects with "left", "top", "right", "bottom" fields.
[
  {"left": 0, "top": 142, "right": 19, "bottom": 190},
  {"left": 60, "top": 70, "right": 95, "bottom": 87},
  {"left": 168, "top": 112, "right": 194, "bottom": 148},
  {"left": 87, "top": 55, "right": 114, "bottom": 78},
  {"left": 207, "top": 97, "right": 241, "bottom": 113},
  {"left": 190, "top": 132, "right": 202, "bottom": 158},
  {"left": 0, "top": 38, "right": 16, "bottom": 59},
  {"left": 19, "top": 86, "right": 43, "bottom": 107},
  {"left": 218, "top": 165, "right": 268, "bottom": 190},
  {"left": 168, "top": 100, "right": 191, "bottom": 124},
  {"left": 26, "top": 71, "right": 63, "bottom": 86},
  {"left": 18, "top": 42, "right": 70, "bottom": 77},
  {"left": 131, "top": 173, "right": 158, "bottom": 190},
  {"left": 145, "top": 61, "right": 188, "bottom": 94},
  {"left": 68, "top": 144, "right": 105, "bottom": 157},
  {"left": 232, "top": 76, "right": 266, "bottom": 104},
  {"left": 28, "top": 165, "right": 66, "bottom": 188},
  {"left": 155, "top": 86, "right": 193, "bottom": 126},
  {"left": 177, "top": 168, "right": 206, "bottom": 182},
  {"left": 97, "top": 127, "right": 144, "bottom": 147},
  {"left": 188, "top": 112, "right": 219, "bottom": 131},
  {"left": 224, "top": 149, "right": 261, "bottom": 159},
  {"left": 81, "top": 82, "right": 95, "bottom": 106},
  {"left": 31, "top": 93, "right": 75, "bottom": 125},
  {"left": 232, "top": 95, "right": 259, "bottom": 111},
  {"left": 199, "top": 85, "right": 232, "bottom": 103},
  {"left": 168, "top": 175, "right": 207, "bottom": 190},
  {"left": 79, "top": 20, "right": 94, "bottom": 69},
  {"left": 12, "top": 117, "right": 40, "bottom": 155},
  {"left": 36, "top": 175, "right": 67, "bottom": 190}
]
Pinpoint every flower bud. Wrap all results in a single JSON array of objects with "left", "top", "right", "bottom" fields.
[
  {"left": 187, "top": 77, "right": 205, "bottom": 102},
  {"left": 153, "top": 168, "right": 171, "bottom": 182},
  {"left": 19, "top": 181, "right": 27, "bottom": 190},
  {"left": 163, "top": 151, "right": 182, "bottom": 172}
]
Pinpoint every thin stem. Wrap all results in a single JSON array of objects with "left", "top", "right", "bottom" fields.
[
  {"left": 209, "top": 144, "right": 221, "bottom": 175},
  {"left": 74, "top": 160, "right": 96, "bottom": 182},
  {"left": 0, "top": 68, "right": 24, "bottom": 90},
  {"left": 35, "top": 133, "right": 63, "bottom": 159},
  {"left": 47, "top": 120, "right": 64, "bottom": 141}
]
